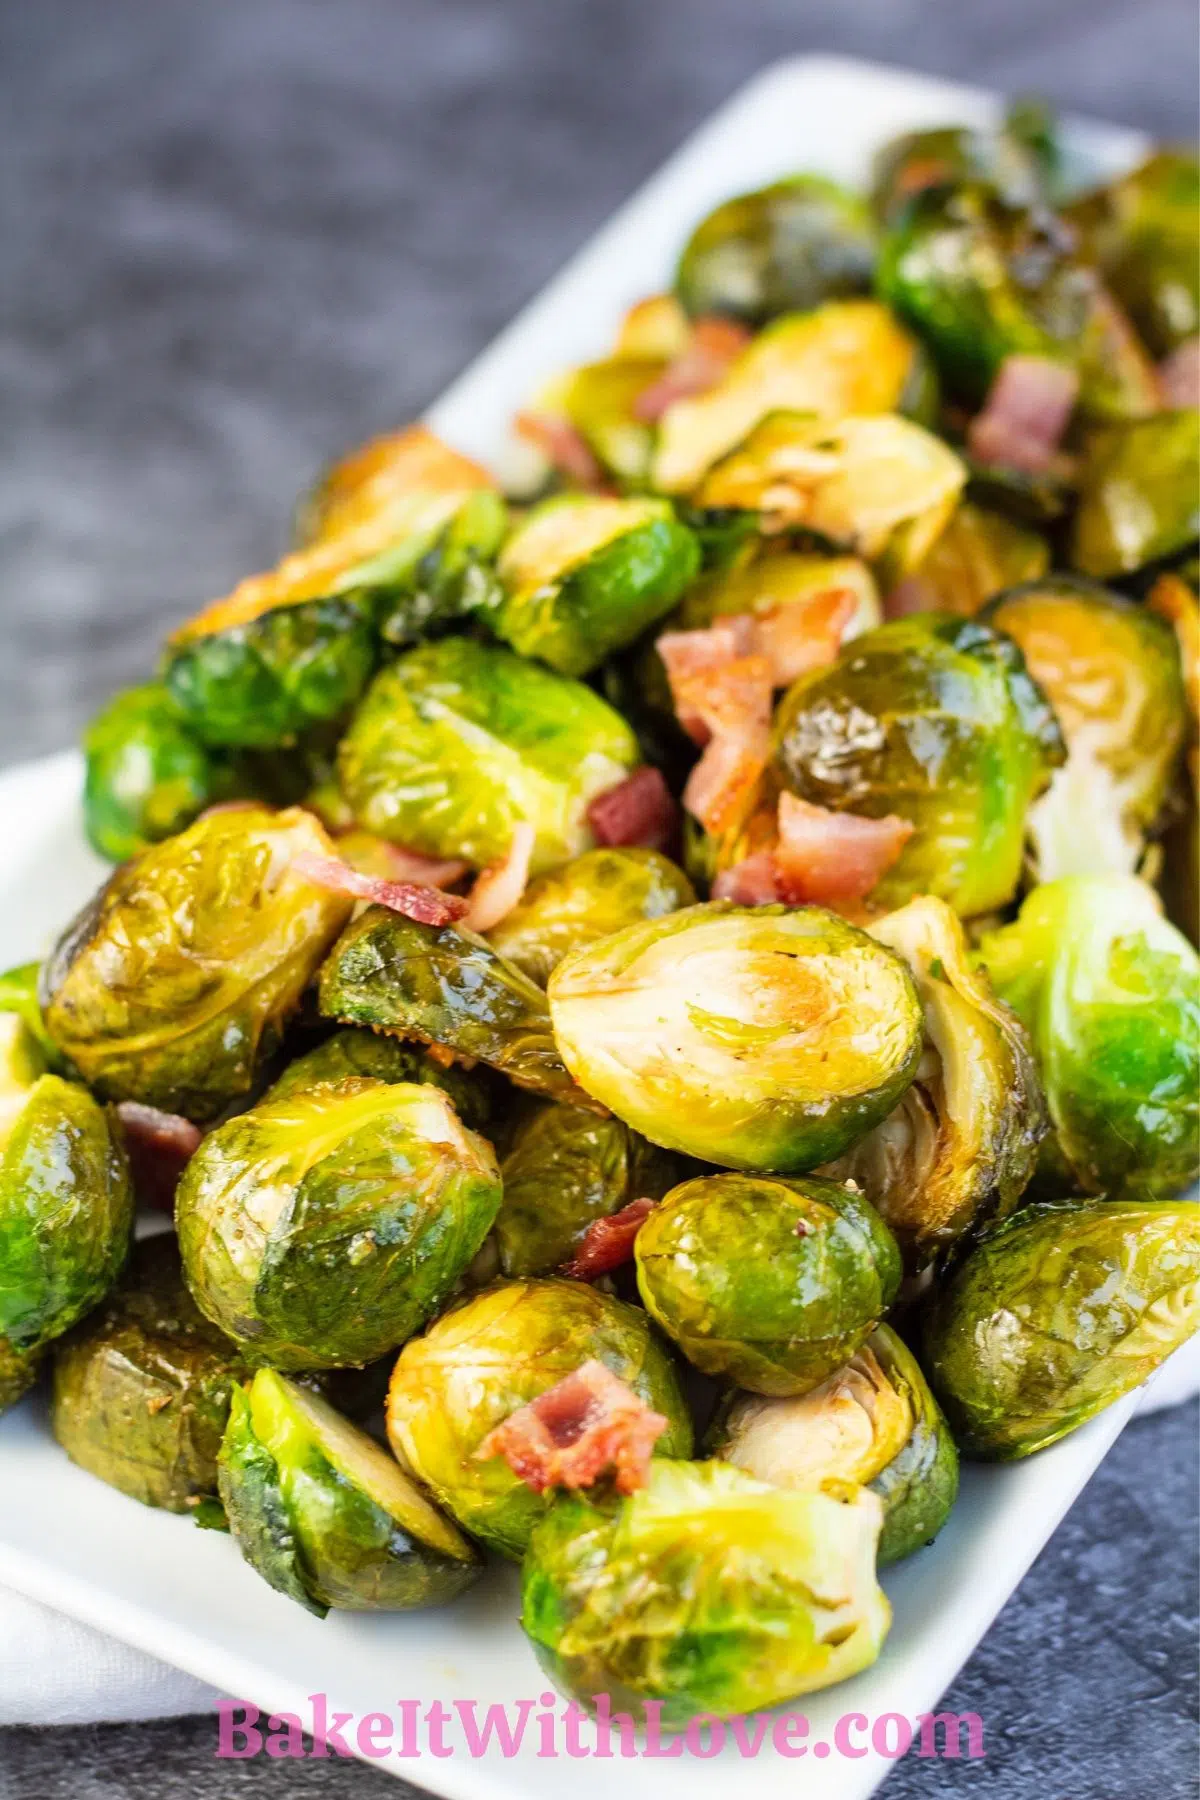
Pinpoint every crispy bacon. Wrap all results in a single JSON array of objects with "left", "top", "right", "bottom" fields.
[
  {"left": 561, "top": 1197, "right": 659, "bottom": 1280},
  {"left": 883, "top": 575, "right": 940, "bottom": 620},
  {"left": 633, "top": 317, "right": 751, "bottom": 422},
  {"left": 751, "top": 587, "right": 857, "bottom": 686},
  {"left": 293, "top": 850, "right": 467, "bottom": 926},
  {"left": 967, "top": 354, "right": 1080, "bottom": 474},
  {"left": 1159, "top": 337, "right": 1200, "bottom": 409},
  {"left": 676, "top": 655, "right": 773, "bottom": 839},
  {"left": 514, "top": 410, "right": 607, "bottom": 489},
  {"left": 116, "top": 1103, "right": 202, "bottom": 1213},
  {"left": 586, "top": 766, "right": 680, "bottom": 854},
  {"left": 658, "top": 619, "right": 754, "bottom": 742},
  {"left": 773, "top": 792, "right": 913, "bottom": 906},
  {"left": 463, "top": 823, "right": 535, "bottom": 933},
  {"left": 477, "top": 1360, "right": 668, "bottom": 1496},
  {"left": 711, "top": 849, "right": 783, "bottom": 904}
]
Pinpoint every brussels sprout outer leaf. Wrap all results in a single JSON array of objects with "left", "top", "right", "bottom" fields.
[
  {"left": 218, "top": 1383, "right": 325, "bottom": 1615},
  {"left": 1071, "top": 410, "right": 1200, "bottom": 580},
  {"left": 83, "top": 682, "right": 242, "bottom": 862},
  {"left": 265, "top": 1027, "right": 495, "bottom": 1133},
  {"left": 487, "top": 848, "right": 695, "bottom": 987}
]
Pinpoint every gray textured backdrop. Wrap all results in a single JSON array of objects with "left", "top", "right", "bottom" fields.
[{"left": 1, "top": 1, "right": 1198, "bottom": 1796}]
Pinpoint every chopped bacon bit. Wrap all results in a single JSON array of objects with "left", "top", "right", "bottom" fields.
[
  {"left": 658, "top": 619, "right": 755, "bottom": 742},
  {"left": 293, "top": 850, "right": 467, "bottom": 926},
  {"left": 514, "top": 411, "right": 607, "bottom": 489},
  {"left": 1159, "top": 337, "right": 1200, "bottom": 409},
  {"left": 773, "top": 792, "right": 913, "bottom": 907},
  {"left": 586, "top": 767, "right": 680, "bottom": 854},
  {"left": 561, "top": 1197, "right": 659, "bottom": 1280},
  {"left": 712, "top": 849, "right": 783, "bottom": 905},
  {"left": 676, "top": 655, "right": 773, "bottom": 838},
  {"left": 751, "top": 588, "right": 857, "bottom": 686},
  {"left": 967, "top": 355, "right": 1080, "bottom": 474},
  {"left": 884, "top": 575, "right": 940, "bottom": 620},
  {"left": 464, "top": 823, "right": 536, "bottom": 933},
  {"left": 477, "top": 1360, "right": 668, "bottom": 1496},
  {"left": 633, "top": 317, "right": 752, "bottom": 422},
  {"left": 116, "top": 1103, "right": 202, "bottom": 1213},
  {"left": 336, "top": 834, "right": 468, "bottom": 890}
]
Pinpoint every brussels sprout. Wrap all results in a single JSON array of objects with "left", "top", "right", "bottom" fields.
[
  {"left": 320, "top": 905, "right": 590, "bottom": 1108},
  {"left": 495, "top": 1101, "right": 681, "bottom": 1278},
  {"left": 50, "top": 1236, "right": 246, "bottom": 1510},
  {"left": 82, "top": 682, "right": 243, "bottom": 862},
  {"left": 821, "top": 898, "right": 1044, "bottom": 1265},
  {"left": 652, "top": 301, "right": 925, "bottom": 494},
  {"left": 978, "top": 876, "right": 1200, "bottom": 1199},
  {"left": 894, "top": 501, "right": 1049, "bottom": 615},
  {"left": 218, "top": 1368, "right": 480, "bottom": 1616},
  {"left": 0, "top": 963, "right": 64, "bottom": 1073},
  {"left": 265, "top": 1026, "right": 494, "bottom": 1133},
  {"left": 521, "top": 1459, "right": 890, "bottom": 1724},
  {"left": 674, "top": 176, "right": 877, "bottom": 326},
  {"left": 0, "top": 1340, "right": 40, "bottom": 1414},
  {"left": 177, "top": 1077, "right": 501, "bottom": 1370},
  {"left": 337, "top": 637, "right": 640, "bottom": 874},
  {"left": 710, "top": 1324, "right": 959, "bottom": 1564},
  {"left": 1072, "top": 150, "right": 1200, "bottom": 356},
  {"left": 40, "top": 806, "right": 352, "bottom": 1121},
  {"left": 773, "top": 612, "right": 1064, "bottom": 916},
  {"left": 487, "top": 847, "right": 696, "bottom": 986},
  {"left": 983, "top": 580, "right": 1187, "bottom": 878},
  {"left": 634, "top": 1172, "right": 901, "bottom": 1394},
  {"left": 1071, "top": 410, "right": 1200, "bottom": 580},
  {"left": 871, "top": 104, "right": 1060, "bottom": 222},
  {"left": 923, "top": 1197, "right": 1200, "bottom": 1458},
  {"left": 387, "top": 1277, "right": 692, "bottom": 1557},
  {"left": 690, "top": 412, "right": 966, "bottom": 583},
  {"left": 677, "top": 546, "right": 882, "bottom": 638}
]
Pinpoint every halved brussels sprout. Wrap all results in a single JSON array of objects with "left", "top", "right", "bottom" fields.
[
  {"left": 492, "top": 494, "right": 699, "bottom": 676},
  {"left": 521, "top": 1459, "right": 890, "bottom": 1725},
  {"left": 495, "top": 1101, "right": 681, "bottom": 1278},
  {"left": 923, "top": 1196, "right": 1200, "bottom": 1458},
  {"left": 177, "top": 1078, "right": 501, "bottom": 1370},
  {"left": 548, "top": 902, "right": 923, "bottom": 1172},
  {"left": 871, "top": 103, "right": 1060, "bottom": 221},
  {"left": 677, "top": 546, "right": 882, "bottom": 638},
  {"left": 40, "top": 806, "right": 352, "bottom": 1120},
  {"left": 319, "top": 905, "right": 590, "bottom": 1108},
  {"left": 387, "top": 1277, "right": 692, "bottom": 1557},
  {"left": 674, "top": 176, "right": 877, "bottom": 326},
  {"left": 1073, "top": 150, "right": 1200, "bottom": 356},
  {"left": 652, "top": 301, "right": 925, "bottom": 494},
  {"left": 894, "top": 501, "right": 1049, "bottom": 615},
  {"left": 337, "top": 637, "right": 640, "bottom": 874},
  {"left": 690, "top": 412, "right": 966, "bottom": 582},
  {"left": 487, "top": 847, "right": 695, "bottom": 986},
  {"left": 83, "top": 682, "right": 242, "bottom": 862},
  {"left": 821, "top": 897, "right": 1044, "bottom": 1266},
  {"left": 710, "top": 1323, "right": 959, "bottom": 1564},
  {"left": 983, "top": 579, "right": 1187, "bottom": 878},
  {"left": 51, "top": 1235, "right": 246, "bottom": 1511},
  {"left": 773, "top": 612, "right": 1064, "bottom": 916},
  {"left": 1071, "top": 410, "right": 1200, "bottom": 580},
  {"left": 218, "top": 1368, "right": 480, "bottom": 1616},
  {"left": 978, "top": 876, "right": 1200, "bottom": 1199},
  {"left": 265, "top": 1026, "right": 494, "bottom": 1133}
]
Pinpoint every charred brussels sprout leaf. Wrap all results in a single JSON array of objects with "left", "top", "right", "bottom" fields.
[
  {"left": 923, "top": 1197, "right": 1200, "bottom": 1458},
  {"left": 871, "top": 104, "right": 1060, "bottom": 222},
  {"left": 40, "top": 807, "right": 352, "bottom": 1120},
  {"left": 635, "top": 1172, "right": 901, "bottom": 1394},
  {"left": 978, "top": 876, "right": 1200, "bottom": 1199},
  {"left": 487, "top": 847, "right": 696, "bottom": 986},
  {"left": 1074, "top": 150, "right": 1200, "bottom": 356},
  {"left": 548, "top": 903, "right": 923, "bottom": 1172},
  {"left": 773, "top": 612, "right": 1064, "bottom": 916},
  {"left": 1071, "top": 410, "right": 1200, "bottom": 580},
  {"left": 521, "top": 1459, "right": 890, "bottom": 1724},
  {"left": 894, "top": 501, "right": 1049, "bottom": 615},
  {"left": 711, "top": 1323, "right": 958, "bottom": 1564},
  {"left": 50, "top": 1236, "right": 246, "bottom": 1510},
  {"left": 218, "top": 1369, "right": 480, "bottom": 1616},
  {"left": 387, "top": 1277, "right": 692, "bottom": 1558},
  {"left": 337, "top": 637, "right": 640, "bottom": 874},
  {"left": 176, "top": 1078, "right": 501, "bottom": 1370},
  {"left": 265, "top": 1026, "right": 494, "bottom": 1133},
  {"left": 83, "top": 682, "right": 242, "bottom": 862},
  {"left": 674, "top": 176, "right": 877, "bottom": 327}
]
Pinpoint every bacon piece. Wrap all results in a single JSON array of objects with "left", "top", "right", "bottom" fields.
[
  {"left": 1159, "top": 337, "right": 1200, "bottom": 409},
  {"left": 293, "top": 850, "right": 467, "bottom": 926},
  {"left": 561, "top": 1197, "right": 659, "bottom": 1280},
  {"left": 751, "top": 588, "right": 857, "bottom": 686},
  {"left": 586, "top": 766, "right": 680, "bottom": 854},
  {"left": 712, "top": 849, "right": 784, "bottom": 904},
  {"left": 514, "top": 411, "right": 607, "bottom": 489},
  {"left": 676, "top": 655, "right": 773, "bottom": 839},
  {"left": 658, "top": 619, "right": 755, "bottom": 742},
  {"left": 335, "top": 831, "right": 468, "bottom": 890},
  {"left": 116, "top": 1103, "right": 202, "bottom": 1213},
  {"left": 463, "top": 823, "right": 535, "bottom": 933},
  {"left": 477, "top": 1360, "right": 668, "bottom": 1496},
  {"left": 773, "top": 792, "right": 913, "bottom": 907},
  {"left": 633, "top": 317, "right": 752, "bottom": 422},
  {"left": 967, "top": 355, "right": 1080, "bottom": 474},
  {"left": 884, "top": 575, "right": 940, "bottom": 620}
]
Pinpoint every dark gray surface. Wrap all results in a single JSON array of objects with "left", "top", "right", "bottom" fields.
[{"left": 1, "top": 2, "right": 1198, "bottom": 1797}]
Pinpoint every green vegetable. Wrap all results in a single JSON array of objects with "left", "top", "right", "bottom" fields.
[
  {"left": 1071, "top": 150, "right": 1200, "bottom": 356},
  {"left": 895, "top": 501, "right": 1049, "bottom": 615},
  {"left": 487, "top": 847, "right": 695, "bottom": 986},
  {"left": 264, "top": 1026, "right": 494, "bottom": 1133},
  {"left": 871, "top": 104, "right": 1061, "bottom": 222},
  {"left": 0, "top": 1340, "right": 41, "bottom": 1415},
  {"left": 677, "top": 546, "right": 882, "bottom": 636},
  {"left": 1071, "top": 410, "right": 1200, "bottom": 580},
  {"left": 83, "top": 682, "right": 243, "bottom": 862}
]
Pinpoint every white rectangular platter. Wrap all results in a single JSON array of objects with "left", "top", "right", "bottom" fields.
[{"left": 0, "top": 54, "right": 1153, "bottom": 1800}]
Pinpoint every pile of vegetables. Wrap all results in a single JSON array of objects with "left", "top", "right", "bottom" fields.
[{"left": 3, "top": 99, "right": 1198, "bottom": 1727}]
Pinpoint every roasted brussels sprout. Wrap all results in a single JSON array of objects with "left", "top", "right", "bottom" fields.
[
  {"left": 0, "top": 1339, "right": 41, "bottom": 1414},
  {"left": 0, "top": 962, "right": 62, "bottom": 1070},
  {"left": 710, "top": 1323, "right": 958, "bottom": 1564},
  {"left": 487, "top": 847, "right": 695, "bottom": 985},
  {"left": 773, "top": 612, "right": 1064, "bottom": 916},
  {"left": 983, "top": 580, "right": 1187, "bottom": 878},
  {"left": 495, "top": 1101, "right": 681, "bottom": 1278},
  {"left": 548, "top": 902, "right": 923, "bottom": 1171},
  {"left": 492, "top": 495, "right": 699, "bottom": 676},
  {"left": 51, "top": 1235, "right": 246, "bottom": 1511},
  {"left": 265, "top": 1026, "right": 494, "bottom": 1133},
  {"left": 177, "top": 1078, "right": 501, "bottom": 1370},
  {"left": 386, "top": 1278, "right": 692, "bottom": 1557},
  {"left": 320, "top": 905, "right": 590, "bottom": 1107},
  {"left": 677, "top": 546, "right": 882, "bottom": 637},
  {"left": 337, "top": 637, "right": 639, "bottom": 874},
  {"left": 674, "top": 176, "right": 877, "bottom": 326},
  {"left": 871, "top": 102, "right": 1060, "bottom": 221},
  {"left": 40, "top": 806, "right": 352, "bottom": 1120},
  {"left": 83, "top": 682, "right": 242, "bottom": 862},
  {"left": 1072, "top": 150, "right": 1200, "bottom": 356},
  {"left": 218, "top": 1368, "right": 481, "bottom": 1615},
  {"left": 923, "top": 1197, "right": 1200, "bottom": 1458},
  {"left": 521, "top": 1459, "right": 890, "bottom": 1724},
  {"left": 978, "top": 876, "right": 1200, "bottom": 1199},
  {"left": 1071, "top": 410, "right": 1200, "bottom": 580},
  {"left": 652, "top": 301, "right": 926, "bottom": 494},
  {"left": 892, "top": 501, "right": 1049, "bottom": 615}
]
